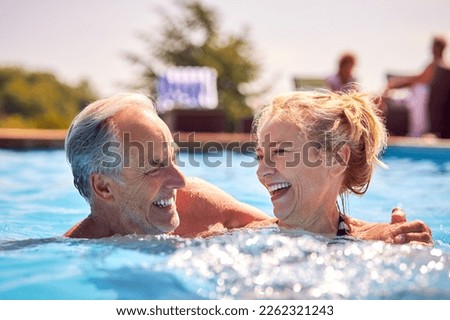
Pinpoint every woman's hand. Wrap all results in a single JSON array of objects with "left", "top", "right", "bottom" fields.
[{"left": 348, "top": 208, "right": 433, "bottom": 245}]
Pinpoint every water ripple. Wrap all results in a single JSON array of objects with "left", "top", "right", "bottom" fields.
[{"left": 166, "top": 229, "right": 450, "bottom": 299}]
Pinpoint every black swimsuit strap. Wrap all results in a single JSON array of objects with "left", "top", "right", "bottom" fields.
[
  {"left": 275, "top": 214, "right": 350, "bottom": 237},
  {"left": 336, "top": 214, "right": 350, "bottom": 236}
]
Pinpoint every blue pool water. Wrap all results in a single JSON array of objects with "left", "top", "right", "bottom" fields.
[{"left": 0, "top": 147, "right": 449, "bottom": 299}]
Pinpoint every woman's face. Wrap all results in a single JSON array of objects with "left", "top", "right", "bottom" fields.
[{"left": 255, "top": 118, "right": 340, "bottom": 228}]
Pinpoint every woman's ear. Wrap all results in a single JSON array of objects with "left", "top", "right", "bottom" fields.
[
  {"left": 90, "top": 173, "right": 114, "bottom": 201},
  {"left": 330, "top": 143, "right": 350, "bottom": 175}
]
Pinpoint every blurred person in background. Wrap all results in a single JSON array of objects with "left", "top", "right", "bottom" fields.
[
  {"left": 384, "top": 35, "right": 447, "bottom": 137},
  {"left": 326, "top": 52, "right": 360, "bottom": 92}
]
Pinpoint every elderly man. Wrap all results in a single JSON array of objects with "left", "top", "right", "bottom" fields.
[{"left": 64, "top": 93, "right": 431, "bottom": 243}]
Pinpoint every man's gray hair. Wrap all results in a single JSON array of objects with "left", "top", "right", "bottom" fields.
[{"left": 65, "top": 93, "right": 156, "bottom": 203}]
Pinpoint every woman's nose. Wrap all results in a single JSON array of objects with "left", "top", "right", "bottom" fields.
[{"left": 256, "top": 155, "right": 275, "bottom": 179}]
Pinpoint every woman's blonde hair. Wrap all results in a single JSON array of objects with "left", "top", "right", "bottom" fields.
[{"left": 253, "top": 90, "right": 387, "bottom": 196}]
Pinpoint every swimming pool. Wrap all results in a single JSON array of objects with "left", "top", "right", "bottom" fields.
[{"left": 0, "top": 147, "right": 449, "bottom": 299}]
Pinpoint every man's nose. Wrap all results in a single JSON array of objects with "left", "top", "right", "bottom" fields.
[{"left": 166, "top": 163, "right": 186, "bottom": 189}]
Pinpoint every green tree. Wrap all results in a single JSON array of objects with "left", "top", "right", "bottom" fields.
[
  {"left": 127, "top": 0, "right": 264, "bottom": 131},
  {"left": 0, "top": 67, "right": 97, "bottom": 129}
]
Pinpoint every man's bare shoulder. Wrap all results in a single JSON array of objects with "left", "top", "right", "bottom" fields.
[
  {"left": 64, "top": 216, "right": 111, "bottom": 239},
  {"left": 174, "top": 177, "right": 269, "bottom": 237}
]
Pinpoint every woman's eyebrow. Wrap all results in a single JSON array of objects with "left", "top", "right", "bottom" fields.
[{"left": 256, "top": 140, "right": 286, "bottom": 150}]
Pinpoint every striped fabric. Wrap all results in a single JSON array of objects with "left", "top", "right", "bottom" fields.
[{"left": 156, "top": 66, "right": 218, "bottom": 113}]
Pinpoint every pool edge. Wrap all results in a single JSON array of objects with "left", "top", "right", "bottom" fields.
[{"left": 1, "top": 128, "right": 450, "bottom": 150}]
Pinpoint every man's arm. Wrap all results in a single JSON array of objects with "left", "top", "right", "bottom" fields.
[{"left": 173, "top": 177, "right": 270, "bottom": 237}]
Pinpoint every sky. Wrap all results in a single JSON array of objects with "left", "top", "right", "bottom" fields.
[{"left": 1, "top": 0, "right": 449, "bottom": 106}]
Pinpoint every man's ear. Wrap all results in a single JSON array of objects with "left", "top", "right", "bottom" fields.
[{"left": 90, "top": 173, "right": 114, "bottom": 201}]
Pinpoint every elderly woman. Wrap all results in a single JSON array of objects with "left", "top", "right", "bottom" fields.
[{"left": 253, "top": 90, "right": 431, "bottom": 242}]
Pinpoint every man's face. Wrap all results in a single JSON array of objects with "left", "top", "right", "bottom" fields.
[{"left": 109, "top": 106, "right": 186, "bottom": 235}]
